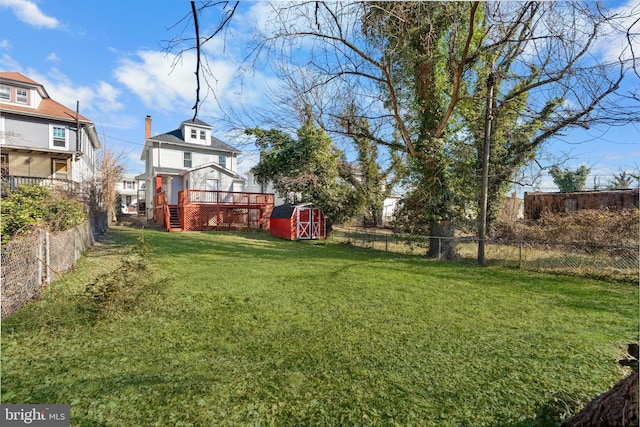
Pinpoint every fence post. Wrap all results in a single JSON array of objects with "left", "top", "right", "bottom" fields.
[
  {"left": 438, "top": 237, "right": 442, "bottom": 260},
  {"left": 38, "top": 229, "right": 44, "bottom": 286},
  {"left": 519, "top": 242, "right": 523, "bottom": 269},
  {"left": 45, "top": 231, "right": 51, "bottom": 285}
]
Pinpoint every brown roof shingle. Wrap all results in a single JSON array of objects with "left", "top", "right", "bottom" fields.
[{"left": 0, "top": 71, "right": 91, "bottom": 123}]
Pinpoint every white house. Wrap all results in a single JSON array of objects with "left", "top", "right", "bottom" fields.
[
  {"left": 244, "top": 170, "right": 292, "bottom": 206},
  {"left": 0, "top": 71, "right": 100, "bottom": 192},
  {"left": 116, "top": 173, "right": 144, "bottom": 214},
  {"left": 137, "top": 116, "right": 245, "bottom": 219}
]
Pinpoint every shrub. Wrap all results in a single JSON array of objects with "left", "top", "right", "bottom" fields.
[
  {"left": 81, "top": 237, "right": 164, "bottom": 318},
  {"left": 494, "top": 208, "right": 638, "bottom": 245},
  {"left": 0, "top": 185, "right": 86, "bottom": 244}
]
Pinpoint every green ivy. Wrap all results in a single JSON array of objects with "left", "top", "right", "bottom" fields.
[{"left": 1, "top": 185, "right": 87, "bottom": 244}]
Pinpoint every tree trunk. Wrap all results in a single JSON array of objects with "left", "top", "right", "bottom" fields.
[
  {"left": 561, "top": 373, "right": 638, "bottom": 427},
  {"left": 428, "top": 220, "right": 458, "bottom": 260}
]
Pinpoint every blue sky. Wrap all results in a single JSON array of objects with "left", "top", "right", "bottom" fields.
[{"left": 1, "top": 0, "right": 639, "bottom": 193}]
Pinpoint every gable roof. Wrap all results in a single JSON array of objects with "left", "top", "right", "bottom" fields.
[
  {"left": 0, "top": 71, "right": 92, "bottom": 123},
  {"left": 149, "top": 128, "right": 242, "bottom": 153},
  {"left": 181, "top": 118, "right": 210, "bottom": 128},
  {"left": 0, "top": 72, "right": 41, "bottom": 86},
  {"left": 180, "top": 161, "right": 245, "bottom": 180},
  {"left": 270, "top": 203, "right": 314, "bottom": 219}
]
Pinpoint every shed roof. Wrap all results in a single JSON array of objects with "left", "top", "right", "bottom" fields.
[{"left": 270, "top": 203, "right": 314, "bottom": 219}]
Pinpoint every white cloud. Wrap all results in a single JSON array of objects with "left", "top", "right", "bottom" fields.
[
  {"left": 592, "top": 0, "right": 640, "bottom": 64},
  {"left": 0, "top": 53, "right": 22, "bottom": 70},
  {"left": 113, "top": 49, "right": 261, "bottom": 121},
  {"left": 0, "top": 39, "right": 11, "bottom": 49},
  {"left": 0, "top": 0, "right": 60, "bottom": 29},
  {"left": 114, "top": 50, "right": 197, "bottom": 112},
  {"left": 46, "top": 52, "right": 59, "bottom": 62},
  {"left": 20, "top": 67, "right": 125, "bottom": 123}
]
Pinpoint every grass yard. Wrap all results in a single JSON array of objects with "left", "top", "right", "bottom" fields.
[{"left": 1, "top": 226, "right": 637, "bottom": 426}]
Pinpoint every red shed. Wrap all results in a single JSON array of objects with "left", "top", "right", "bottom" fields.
[{"left": 270, "top": 203, "right": 326, "bottom": 240}]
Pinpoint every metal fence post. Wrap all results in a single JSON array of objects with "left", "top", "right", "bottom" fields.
[
  {"left": 519, "top": 242, "right": 523, "bottom": 269},
  {"left": 45, "top": 231, "right": 51, "bottom": 285},
  {"left": 38, "top": 228, "right": 44, "bottom": 286}
]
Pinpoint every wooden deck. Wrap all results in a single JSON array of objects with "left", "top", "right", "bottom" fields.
[{"left": 154, "top": 190, "right": 274, "bottom": 232}]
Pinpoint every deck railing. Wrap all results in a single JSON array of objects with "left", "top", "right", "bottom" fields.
[
  {"left": 2, "top": 175, "right": 78, "bottom": 195},
  {"left": 179, "top": 189, "right": 274, "bottom": 206}
]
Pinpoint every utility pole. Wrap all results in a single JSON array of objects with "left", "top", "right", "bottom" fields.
[{"left": 478, "top": 69, "right": 495, "bottom": 266}]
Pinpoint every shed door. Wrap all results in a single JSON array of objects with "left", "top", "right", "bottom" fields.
[
  {"left": 311, "top": 209, "right": 322, "bottom": 239},
  {"left": 296, "top": 208, "right": 311, "bottom": 239}
]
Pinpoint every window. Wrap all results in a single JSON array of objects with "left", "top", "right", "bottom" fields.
[
  {"left": 16, "top": 88, "right": 27, "bottom": 103},
  {"left": 206, "top": 179, "right": 219, "bottom": 191},
  {"left": 190, "top": 129, "right": 197, "bottom": 139},
  {"left": 53, "top": 160, "right": 67, "bottom": 179},
  {"left": 1, "top": 154, "right": 8, "bottom": 178},
  {"left": 51, "top": 126, "right": 67, "bottom": 148},
  {"left": 126, "top": 181, "right": 134, "bottom": 190},
  {"left": 200, "top": 130, "right": 206, "bottom": 140},
  {"left": 0, "top": 85, "right": 9, "bottom": 101},
  {"left": 183, "top": 152, "right": 192, "bottom": 168},
  {"left": 219, "top": 155, "right": 226, "bottom": 167}
]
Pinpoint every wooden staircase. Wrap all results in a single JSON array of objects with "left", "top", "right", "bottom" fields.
[{"left": 168, "top": 206, "right": 182, "bottom": 231}]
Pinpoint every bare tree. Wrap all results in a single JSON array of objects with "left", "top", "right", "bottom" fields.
[
  {"left": 165, "top": 0, "right": 239, "bottom": 121},
  {"left": 83, "top": 144, "right": 126, "bottom": 228},
  {"left": 180, "top": 1, "right": 639, "bottom": 258}
]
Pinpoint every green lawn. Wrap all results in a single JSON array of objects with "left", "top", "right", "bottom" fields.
[{"left": 1, "top": 226, "right": 637, "bottom": 426}]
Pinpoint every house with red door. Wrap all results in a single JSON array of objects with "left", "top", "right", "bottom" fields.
[{"left": 136, "top": 116, "right": 273, "bottom": 231}]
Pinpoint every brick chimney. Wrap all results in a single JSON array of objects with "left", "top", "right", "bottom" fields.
[{"left": 145, "top": 115, "right": 152, "bottom": 139}]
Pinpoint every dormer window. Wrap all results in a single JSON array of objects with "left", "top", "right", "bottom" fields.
[
  {"left": 190, "top": 129, "right": 197, "bottom": 139},
  {"left": 200, "top": 130, "right": 206, "bottom": 140},
  {"left": 16, "top": 88, "right": 28, "bottom": 104},
  {"left": 0, "top": 85, "right": 9, "bottom": 101}
]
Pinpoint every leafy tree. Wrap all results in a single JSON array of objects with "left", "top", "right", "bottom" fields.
[
  {"left": 549, "top": 165, "right": 591, "bottom": 192},
  {"left": 338, "top": 105, "right": 403, "bottom": 227},
  {"left": 247, "top": 118, "right": 359, "bottom": 229}
]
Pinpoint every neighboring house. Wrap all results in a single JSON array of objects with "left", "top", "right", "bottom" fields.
[
  {"left": 137, "top": 116, "right": 246, "bottom": 220},
  {"left": 0, "top": 72, "right": 100, "bottom": 193},
  {"left": 244, "top": 170, "right": 291, "bottom": 206},
  {"left": 116, "top": 173, "right": 144, "bottom": 214},
  {"left": 381, "top": 193, "right": 402, "bottom": 226}
]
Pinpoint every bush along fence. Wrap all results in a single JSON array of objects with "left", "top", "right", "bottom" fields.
[
  {"left": 331, "top": 227, "right": 639, "bottom": 284},
  {"left": 1, "top": 221, "right": 95, "bottom": 319}
]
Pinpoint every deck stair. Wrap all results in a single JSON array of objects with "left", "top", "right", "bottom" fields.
[{"left": 168, "top": 206, "right": 182, "bottom": 231}]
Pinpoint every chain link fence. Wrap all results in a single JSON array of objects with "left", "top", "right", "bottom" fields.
[
  {"left": 332, "top": 227, "right": 638, "bottom": 283},
  {"left": 1, "top": 221, "right": 95, "bottom": 319}
]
